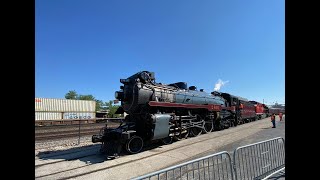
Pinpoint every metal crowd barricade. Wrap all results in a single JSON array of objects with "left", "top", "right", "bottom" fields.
[
  {"left": 132, "top": 151, "right": 234, "bottom": 180},
  {"left": 233, "top": 137, "right": 285, "bottom": 180}
]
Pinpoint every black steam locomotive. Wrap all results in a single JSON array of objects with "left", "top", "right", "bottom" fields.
[{"left": 92, "top": 71, "right": 257, "bottom": 157}]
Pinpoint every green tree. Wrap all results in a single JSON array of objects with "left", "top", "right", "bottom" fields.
[
  {"left": 105, "top": 100, "right": 113, "bottom": 109},
  {"left": 78, "top": 95, "right": 95, "bottom": 100},
  {"left": 109, "top": 105, "right": 120, "bottom": 118},
  {"left": 105, "top": 100, "right": 120, "bottom": 118},
  {"left": 65, "top": 90, "right": 78, "bottom": 99},
  {"left": 95, "top": 100, "right": 104, "bottom": 112},
  {"left": 78, "top": 95, "right": 105, "bottom": 111}
]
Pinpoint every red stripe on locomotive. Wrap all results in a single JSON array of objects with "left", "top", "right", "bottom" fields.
[{"left": 148, "top": 101, "right": 222, "bottom": 111}]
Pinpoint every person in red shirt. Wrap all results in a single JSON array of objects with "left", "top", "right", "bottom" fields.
[
  {"left": 279, "top": 112, "right": 283, "bottom": 121},
  {"left": 271, "top": 114, "right": 276, "bottom": 128}
]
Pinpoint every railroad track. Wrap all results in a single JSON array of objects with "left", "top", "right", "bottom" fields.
[
  {"left": 35, "top": 123, "right": 120, "bottom": 141},
  {"left": 35, "top": 124, "right": 103, "bottom": 141},
  {"left": 35, "top": 129, "right": 101, "bottom": 141},
  {"left": 35, "top": 122, "right": 120, "bottom": 131}
]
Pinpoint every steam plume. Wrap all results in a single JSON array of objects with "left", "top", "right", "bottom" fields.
[{"left": 214, "top": 79, "right": 229, "bottom": 91}]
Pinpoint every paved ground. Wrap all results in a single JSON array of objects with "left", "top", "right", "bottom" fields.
[
  {"left": 35, "top": 115, "right": 285, "bottom": 180},
  {"left": 148, "top": 115, "right": 285, "bottom": 180}
]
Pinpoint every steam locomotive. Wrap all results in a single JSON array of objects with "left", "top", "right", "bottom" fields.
[{"left": 92, "top": 71, "right": 271, "bottom": 157}]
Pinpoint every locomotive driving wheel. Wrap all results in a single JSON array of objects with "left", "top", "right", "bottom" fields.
[
  {"left": 161, "top": 136, "right": 173, "bottom": 145},
  {"left": 174, "top": 128, "right": 189, "bottom": 140},
  {"left": 190, "top": 127, "right": 202, "bottom": 137},
  {"left": 214, "top": 119, "right": 224, "bottom": 131},
  {"left": 233, "top": 118, "right": 238, "bottom": 126},
  {"left": 126, "top": 136, "right": 144, "bottom": 154},
  {"left": 190, "top": 115, "right": 204, "bottom": 136},
  {"left": 237, "top": 117, "right": 242, "bottom": 125},
  {"left": 203, "top": 120, "right": 214, "bottom": 133}
]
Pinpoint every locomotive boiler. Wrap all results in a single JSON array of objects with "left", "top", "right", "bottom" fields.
[{"left": 92, "top": 71, "right": 250, "bottom": 157}]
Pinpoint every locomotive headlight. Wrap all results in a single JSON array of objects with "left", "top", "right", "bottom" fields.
[{"left": 115, "top": 91, "right": 124, "bottom": 100}]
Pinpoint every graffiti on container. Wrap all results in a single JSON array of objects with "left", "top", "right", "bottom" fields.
[{"left": 64, "top": 113, "right": 91, "bottom": 119}]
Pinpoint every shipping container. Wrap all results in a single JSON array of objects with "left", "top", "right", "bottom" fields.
[
  {"left": 35, "top": 112, "right": 63, "bottom": 120},
  {"left": 63, "top": 112, "right": 95, "bottom": 120},
  {"left": 35, "top": 98, "right": 96, "bottom": 112},
  {"left": 35, "top": 112, "right": 96, "bottom": 120}
]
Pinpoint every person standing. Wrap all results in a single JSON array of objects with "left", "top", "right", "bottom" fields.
[
  {"left": 271, "top": 114, "right": 276, "bottom": 128},
  {"left": 279, "top": 112, "right": 283, "bottom": 121}
]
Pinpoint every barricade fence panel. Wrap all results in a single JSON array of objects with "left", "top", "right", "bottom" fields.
[
  {"left": 132, "top": 151, "right": 234, "bottom": 180},
  {"left": 132, "top": 137, "right": 285, "bottom": 180},
  {"left": 233, "top": 137, "right": 285, "bottom": 180}
]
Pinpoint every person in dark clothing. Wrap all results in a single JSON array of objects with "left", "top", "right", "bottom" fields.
[{"left": 271, "top": 114, "right": 276, "bottom": 128}]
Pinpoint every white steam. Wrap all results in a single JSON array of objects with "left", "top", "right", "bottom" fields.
[{"left": 214, "top": 79, "right": 229, "bottom": 91}]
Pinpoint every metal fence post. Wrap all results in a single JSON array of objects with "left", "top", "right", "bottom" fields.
[{"left": 78, "top": 119, "right": 81, "bottom": 145}]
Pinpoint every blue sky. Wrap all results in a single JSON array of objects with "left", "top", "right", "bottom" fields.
[{"left": 35, "top": 0, "right": 285, "bottom": 105}]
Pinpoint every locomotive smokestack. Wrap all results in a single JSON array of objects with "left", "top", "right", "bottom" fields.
[{"left": 214, "top": 79, "right": 229, "bottom": 91}]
